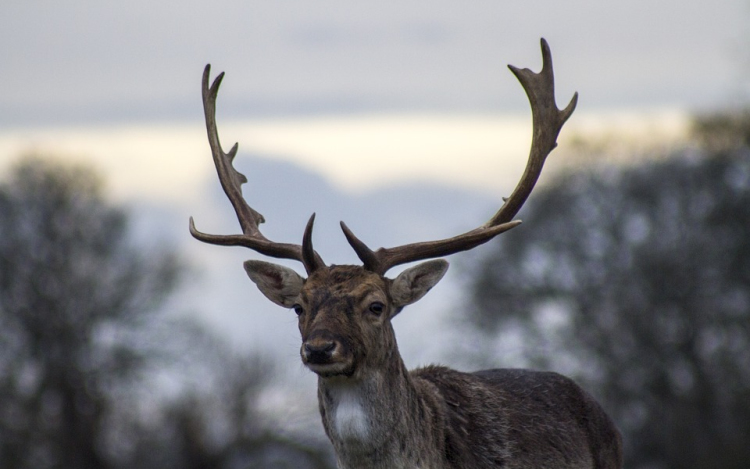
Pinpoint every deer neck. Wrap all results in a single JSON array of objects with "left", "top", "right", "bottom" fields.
[{"left": 316, "top": 351, "right": 445, "bottom": 469}]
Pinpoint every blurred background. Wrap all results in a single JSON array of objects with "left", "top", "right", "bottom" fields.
[{"left": 1, "top": 1, "right": 748, "bottom": 468}]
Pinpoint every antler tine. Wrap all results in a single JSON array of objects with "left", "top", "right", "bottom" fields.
[
  {"left": 303, "top": 213, "right": 326, "bottom": 272},
  {"left": 189, "top": 64, "right": 324, "bottom": 274},
  {"left": 487, "top": 38, "right": 577, "bottom": 226},
  {"left": 342, "top": 38, "right": 576, "bottom": 275}
]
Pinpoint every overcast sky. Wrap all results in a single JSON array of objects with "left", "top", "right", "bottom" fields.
[
  {"left": 1, "top": 1, "right": 746, "bottom": 127},
  {"left": 1, "top": 1, "right": 748, "bottom": 419}
]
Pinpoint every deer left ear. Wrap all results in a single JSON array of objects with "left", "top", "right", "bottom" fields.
[{"left": 389, "top": 259, "right": 449, "bottom": 309}]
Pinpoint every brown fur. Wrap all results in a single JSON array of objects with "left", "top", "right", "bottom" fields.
[{"left": 277, "top": 265, "right": 623, "bottom": 469}]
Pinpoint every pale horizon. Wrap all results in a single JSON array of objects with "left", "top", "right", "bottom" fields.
[{"left": 0, "top": 107, "right": 690, "bottom": 207}]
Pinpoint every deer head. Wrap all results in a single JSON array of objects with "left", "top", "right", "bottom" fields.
[
  {"left": 189, "top": 38, "right": 577, "bottom": 379},
  {"left": 244, "top": 260, "right": 448, "bottom": 378}
]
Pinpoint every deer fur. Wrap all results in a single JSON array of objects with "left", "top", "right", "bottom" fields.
[{"left": 245, "top": 261, "right": 623, "bottom": 469}]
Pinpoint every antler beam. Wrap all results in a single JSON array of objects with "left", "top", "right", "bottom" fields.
[
  {"left": 189, "top": 65, "right": 325, "bottom": 273},
  {"left": 342, "top": 38, "right": 578, "bottom": 274}
]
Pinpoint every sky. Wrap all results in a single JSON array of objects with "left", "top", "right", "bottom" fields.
[
  {"left": 0, "top": 0, "right": 747, "bottom": 425},
  {"left": 2, "top": 0, "right": 742, "bottom": 199},
  {"left": 1, "top": 1, "right": 746, "bottom": 126}
]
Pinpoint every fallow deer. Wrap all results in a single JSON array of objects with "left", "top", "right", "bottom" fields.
[{"left": 190, "top": 39, "right": 623, "bottom": 469}]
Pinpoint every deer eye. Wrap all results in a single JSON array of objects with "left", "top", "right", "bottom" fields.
[
  {"left": 293, "top": 304, "right": 304, "bottom": 316},
  {"left": 368, "top": 301, "right": 385, "bottom": 316}
]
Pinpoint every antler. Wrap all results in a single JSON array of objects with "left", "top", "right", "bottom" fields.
[
  {"left": 342, "top": 38, "right": 578, "bottom": 275},
  {"left": 189, "top": 65, "right": 325, "bottom": 274}
]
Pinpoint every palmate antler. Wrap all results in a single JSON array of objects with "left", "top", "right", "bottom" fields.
[
  {"left": 190, "top": 38, "right": 577, "bottom": 276},
  {"left": 188, "top": 66, "right": 325, "bottom": 274},
  {"left": 341, "top": 39, "right": 577, "bottom": 274}
]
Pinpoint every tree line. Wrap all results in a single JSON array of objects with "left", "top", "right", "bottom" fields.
[
  {"left": 0, "top": 157, "right": 334, "bottom": 468},
  {"left": 2, "top": 108, "right": 748, "bottom": 468},
  {"left": 465, "top": 111, "right": 750, "bottom": 469}
]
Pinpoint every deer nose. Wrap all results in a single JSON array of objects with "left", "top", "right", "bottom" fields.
[{"left": 303, "top": 340, "right": 337, "bottom": 364}]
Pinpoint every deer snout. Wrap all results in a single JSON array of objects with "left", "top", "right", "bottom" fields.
[{"left": 302, "top": 339, "right": 338, "bottom": 364}]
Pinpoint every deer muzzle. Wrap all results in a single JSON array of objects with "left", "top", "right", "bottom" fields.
[
  {"left": 303, "top": 340, "right": 337, "bottom": 364},
  {"left": 301, "top": 333, "right": 353, "bottom": 377}
]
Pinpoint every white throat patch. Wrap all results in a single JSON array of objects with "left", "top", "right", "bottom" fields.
[{"left": 330, "top": 384, "right": 370, "bottom": 441}]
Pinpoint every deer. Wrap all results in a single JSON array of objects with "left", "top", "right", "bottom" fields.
[{"left": 189, "top": 39, "right": 623, "bottom": 469}]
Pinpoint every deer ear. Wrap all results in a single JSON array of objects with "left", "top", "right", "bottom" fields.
[
  {"left": 390, "top": 259, "right": 449, "bottom": 309},
  {"left": 244, "top": 260, "right": 304, "bottom": 308}
]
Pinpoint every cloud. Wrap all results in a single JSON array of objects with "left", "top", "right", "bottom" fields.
[{"left": 0, "top": 1, "right": 744, "bottom": 126}]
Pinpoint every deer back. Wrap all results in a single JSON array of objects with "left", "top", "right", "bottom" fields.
[{"left": 414, "top": 366, "right": 623, "bottom": 468}]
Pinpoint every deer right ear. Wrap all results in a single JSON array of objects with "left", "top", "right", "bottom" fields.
[{"left": 244, "top": 260, "right": 305, "bottom": 308}]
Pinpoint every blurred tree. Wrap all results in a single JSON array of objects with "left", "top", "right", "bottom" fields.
[
  {"left": 691, "top": 109, "right": 750, "bottom": 153},
  {"left": 465, "top": 145, "right": 750, "bottom": 468},
  {"left": 0, "top": 156, "right": 334, "bottom": 469},
  {"left": 158, "top": 352, "right": 332, "bottom": 469},
  {"left": 120, "top": 325, "right": 334, "bottom": 469},
  {"left": 0, "top": 157, "right": 181, "bottom": 468}
]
